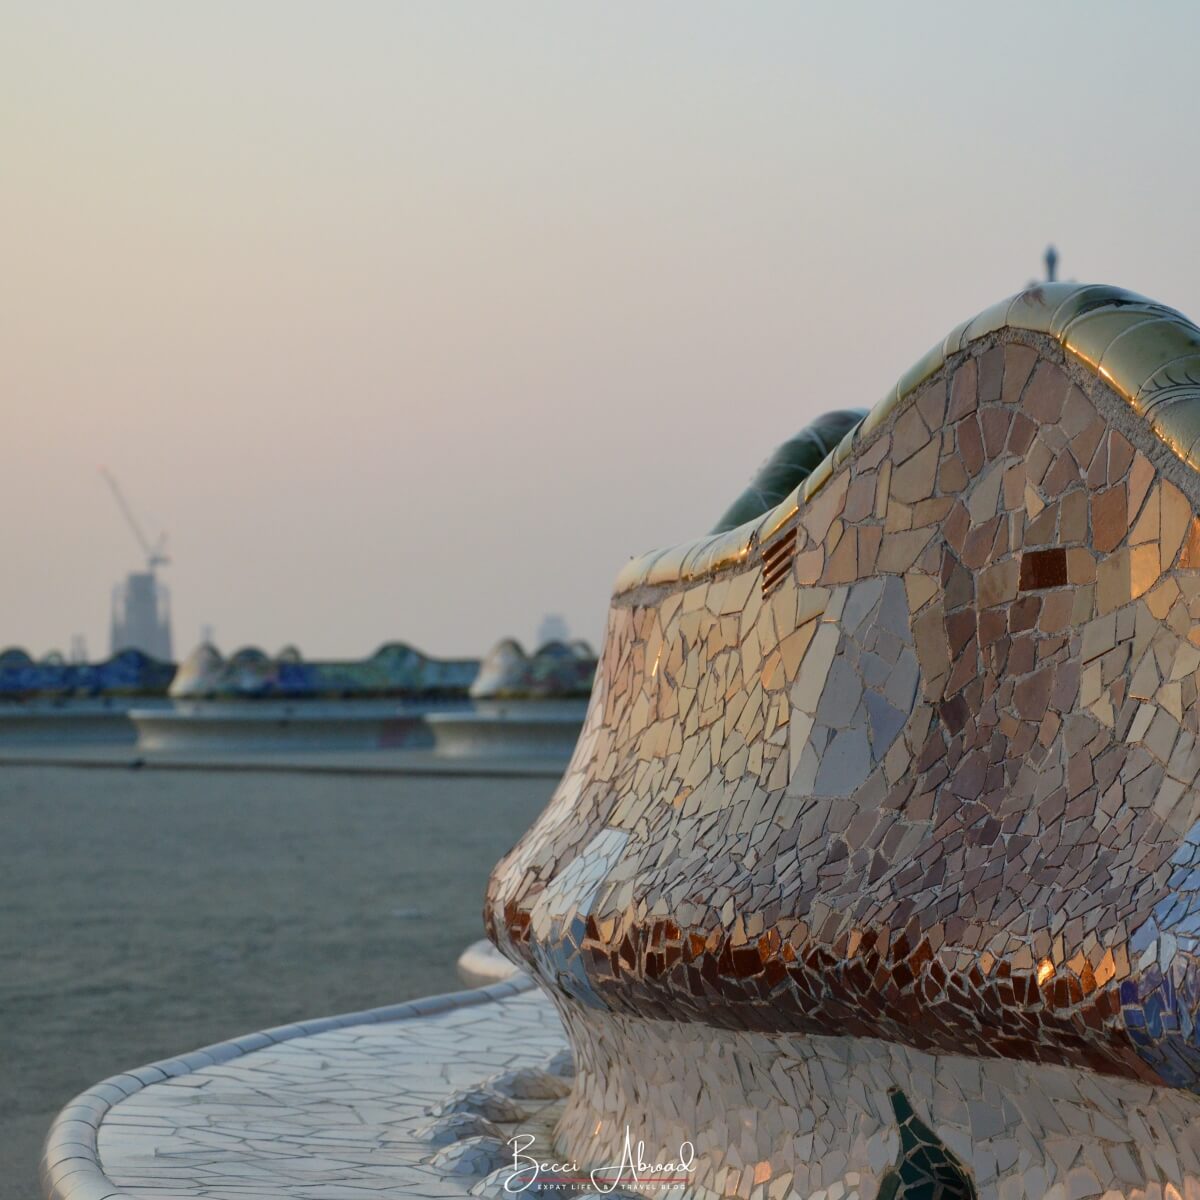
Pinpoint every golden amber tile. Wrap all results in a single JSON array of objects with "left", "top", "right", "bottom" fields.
[
  {"left": 645, "top": 538, "right": 703, "bottom": 587},
  {"left": 1134, "top": 353, "right": 1200, "bottom": 415},
  {"left": 1129, "top": 485, "right": 1160, "bottom": 546},
  {"left": 1130, "top": 543, "right": 1161, "bottom": 599},
  {"left": 1150, "top": 396, "right": 1200, "bottom": 465},
  {"left": 720, "top": 570, "right": 758, "bottom": 615},
  {"left": 697, "top": 528, "right": 753, "bottom": 578},
  {"left": 1128, "top": 453, "right": 1156, "bottom": 518},
  {"left": 859, "top": 386, "right": 902, "bottom": 439},
  {"left": 800, "top": 453, "right": 834, "bottom": 502},
  {"left": 1146, "top": 578, "right": 1180, "bottom": 621},
  {"left": 960, "top": 297, "right": 1012, "bottom": 345},
  {"left": 1024, "top": 482, "right": 1045, "bottom": 520},
  {"left": 877, "top": 528, "right": 934, "bottom": 573},
  {"left": 1047, "top": 285, "right": 1134, "bottom": 337},
  {"left": 1102, "top": 318, "right": 1200, "bottom": 410},
  {"left": 904, "top": 571, "right": 938, "bottom": 611},
  {"left": 1066, "top": 548, "right": 1096, "bottom": 584},
  {"left": 1005, "top": 282, "right": 1094, "bottom": 334},
  {"left": 1179, "top": 517, "right": 1200, "bottom": 569},
  {"left": 756, "top": 488, "right": 802, "bottom": 546},
  {"left": 831, "top": 423, "right": 859, "bottom": 470},
  {"left": 615, "top": 549, "right": 665, "bottom": 594},
  {"left": 941, "top": 315, "right": 974, "bottom": 358},
  {"left": 823, "top": 527, "right": 857, "bottom": 584},
  {"left": 1061, "top": 309, "right": 1159, "bottom": 375},
  {"left": 884, "top": 498, "right": 913, "bottom": 533},
  {"left": 778, "top": 623, "right": 815, "bottom": 681},
  {"left": 789, "top": 547, "right": 820, "bottom": 585}
]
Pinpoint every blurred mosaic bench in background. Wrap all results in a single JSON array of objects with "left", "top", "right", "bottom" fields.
[
  {"left": 0, "top": 647, "right": 174, "bottom": 745},
  {"left": 45, "top": 283, "right": 1200, "bottom": 1199},
  {"left": 0, "top": 639, "right": 596, "bottom": 758},
  {"left": 428, "top": 638, "right": 596, "bottom": 759}
]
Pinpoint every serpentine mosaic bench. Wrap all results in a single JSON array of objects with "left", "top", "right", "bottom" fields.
[
  {"left": 486, "top": 283, "right": 1200, "bottom": 1197},
  {"left": 45, "top": 283, "right": 1200, "bottom": 1200}
]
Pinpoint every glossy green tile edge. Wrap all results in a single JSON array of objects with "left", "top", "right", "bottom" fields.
[{"left": 613, "top": 283, "right": 1200, "bottom": 596}]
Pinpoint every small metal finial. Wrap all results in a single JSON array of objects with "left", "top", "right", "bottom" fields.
[{"left": 1045, "top": 245, "right": 1058, "bottom": 283}]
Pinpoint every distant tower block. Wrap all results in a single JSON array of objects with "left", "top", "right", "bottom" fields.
[
  {"left": 111, "top": 572, "right": 172, "bottom": 660},
  {"left": 536, "top": 613, "right": 569, "bottom": 648},
  {"left": 100, "top": 468, "right": 173, "bottom": 661}
]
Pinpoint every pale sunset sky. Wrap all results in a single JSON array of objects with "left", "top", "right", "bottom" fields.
[{"left": 3, "top": 2, "right": 1199, "bottom": 659}]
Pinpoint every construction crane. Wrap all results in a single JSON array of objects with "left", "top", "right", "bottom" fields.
[{"left": 99, "top": 468, "right": 169, "bottom": 572}]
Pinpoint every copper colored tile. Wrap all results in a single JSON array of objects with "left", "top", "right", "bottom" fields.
[
  {"left": 1007, "top": 411, "right": 1036, "bottom": 456},
  {"left": 915, "top": 379, "right": 946, "bottom": 430},
  {"left": 957, "top": 417, "right": 984, "bottom": 475},
  {"left": 1179, "top": 516, "right": 1200, "bottom": 569},
  {"left": 1109, "top": 430, "right": 1134, "bottom": 478},
  {"left": 891, "top": 405, "right": 933, "bottom": 465},
  {"left": 1129, "top": 542, "right": 1160, "bottom": 599},
  {"left": 1160, "top": 480, "right": 1191, "bottom": 566},
  {"left": 1060, "top": 490, "right": 1087, "bottom": 543},
  {"left": 948, "top": 357, "right": 978, "bottom": 421},
  {"left": 1022, "top": 362, "right": 1068, "bottom": 423},
  {"left": 1070, "top": 418, "right": 1106, "bottom": 473},
  {"left": 978, "top": 559, "right": 1019, "bottom": 608},
  {"left": 1041, "top": 451, "right": 1079, "bottom": 498},
  {"left": 938, "top": 456, "right": 968, "bottom": 494},
  {"left": 981, "top": 407, "right": 1012, "bottom": 458},
  {"left": 1023, "top": 503, "right": 1058, "bottom": 547},
  {"left": 1128, "top": 452, "right": 1155, "bottom": 519},
  {"left": 1001, "top": 342, "right": 1038, "bottom": 405},
  {"left": 1038, "top": 590, "right": 1073, "bottom": 632},
  {"left": 1091, "top": 485, "right": 1127, "bottom": 554},
  {"left": 1025, "top": 440, "right": 1053, "bottom": 488},
  {"left": 1066, "top": 548, "right": 1096, "bottom": 584},
  {"left": 978, "top": 345, "right": 1004, "bottom": 405},
  {"left": 842, "top": 474, "right": 875, "bottom": 522},
  {"left": 891, "top": 438, "right": 940, "bottom": 503}
]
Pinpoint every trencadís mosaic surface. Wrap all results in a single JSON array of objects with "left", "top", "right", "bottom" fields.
[{"left": 486, "top": 284, "right": 1200, "bottom": 1197}]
